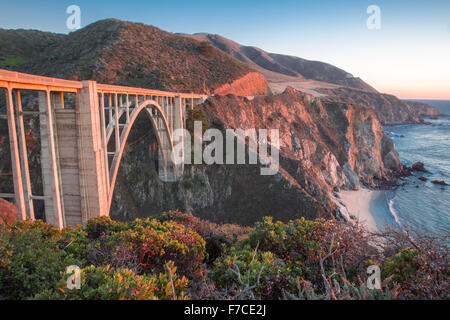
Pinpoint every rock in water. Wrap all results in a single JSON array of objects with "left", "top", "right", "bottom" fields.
[
  {"left": 411, "top": 162, "right": 430, "bottom": 173},
  {"left": 431, "top": 180, "right": 448, "bottom": 186},
  {"left": 383, "top": 150, "right": 402, "bottom": 170}
]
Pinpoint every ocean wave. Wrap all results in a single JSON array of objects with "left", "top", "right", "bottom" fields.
[{"left": 386, "top": 195, "right": 404, "bottom": 229}]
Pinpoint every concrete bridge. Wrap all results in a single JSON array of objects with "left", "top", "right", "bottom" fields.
[{"left": 0, "top": 69, "right": 206, "bottom": 229}]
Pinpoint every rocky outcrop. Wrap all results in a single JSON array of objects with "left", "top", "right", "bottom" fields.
[
  {"left": 318, "top": 87, "right": 438, "bottom": 125},
  {"left": 411, "top": 162, "right": 430, "bottom": 173},
  {"left": 213, "top": 72, "right": 268, "bottom": 96},
  {"left": 407, "top": 101, "right": 441, "bottom": 118},
  {"left": 111, "top": 87, "right": 402, "bottom": 225}
]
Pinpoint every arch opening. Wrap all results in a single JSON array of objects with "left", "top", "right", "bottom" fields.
[{"left": 106, "top": 99, "right": 176, "bottom": 215}]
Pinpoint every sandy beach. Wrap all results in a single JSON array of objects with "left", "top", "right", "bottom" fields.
[{"left": 339, "top": 189, "right": 394, "bottom": 233}]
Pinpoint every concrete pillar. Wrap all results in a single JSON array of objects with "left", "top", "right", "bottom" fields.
[
  {"left": 173, "top": 95, "right": 184, "bottom": 179},
  {"left": 99, "top": 93, "right": 110, "bottom": 195},
  {"left": 76, "top": 81, "right": 108, "bottom": 224},
  {"left": 39, "top": 90, "right": 64, "bottom": 229},
  {"left": 6, "top": 87, "right": 26, "bottom": 220},
  {"left": 15, "top": 91, "right": 34, "bottom": 220}
]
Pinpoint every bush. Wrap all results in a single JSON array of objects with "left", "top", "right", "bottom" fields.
[
  {"left": 159, "top": 210, "right": 251, "bottom": 243},
  {"left": 34, "top": 262, "right": 188, "bottom": 300},
  {"left": 0, "top": 216, "right": 206, "bottom": 299},
  {"left": 83, "top": 216, "right": 206, "bottom": 279},
  {"left": 247, "top": 217, "right": 375, "bottom": 286},
  {"left": 124, "top": 218, "right": 206, "bottom": 279},
  {"left": 378, "top": 227, "right": 450, "bottom": 299},
  {"left": 60, "top": 226, "right": 90, "bottom": 265},
  {"left": 159, "top": 211, "right": 252, "bottom": 264},
  {"left": 0, "top": 220, "right": 82, "bottom": 299},
  {"left": 85, "top": 216, "right": 127, "bottom": 240},
  {"left": 212, "top": 244, "right": 294, "bottom": 299}
]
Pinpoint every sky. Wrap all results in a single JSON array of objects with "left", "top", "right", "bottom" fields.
[{"left": 0, "top": 0, "right": 449, "bottom": 99}]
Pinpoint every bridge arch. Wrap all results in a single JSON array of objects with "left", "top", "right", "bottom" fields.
[{"left": 106, "top": 99, "right": 176, "bottom": 213}]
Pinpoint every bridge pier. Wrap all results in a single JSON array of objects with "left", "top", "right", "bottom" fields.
[
  {"left": 76, "top": 81, "right": 108, "bottom": 225},
  {"left": 38, "top": 91, "right": 64, "bottom": 228},
  {"left": 5, "top": 87, "right": 27, "bottom": 220}
]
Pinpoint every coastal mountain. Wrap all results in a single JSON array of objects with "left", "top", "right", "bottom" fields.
[
  {"left": 0, "top": 19, "right": 268, "bottom": 95},
  {"left": 0, "top": 20, "right": 439, "bottom": 123},
  {"left": 183, "top": 33, "right": 377, "bottom": 93},
  {"left": 183, "top": 33, "right": 440, "bottom": 125},
  {"left": 0, "top": 19, "right": 402, "bottom": 224}
]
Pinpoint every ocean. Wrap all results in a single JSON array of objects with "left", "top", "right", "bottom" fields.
[{"left": 383, "top": 100, "right": 450, "bottom": 237}]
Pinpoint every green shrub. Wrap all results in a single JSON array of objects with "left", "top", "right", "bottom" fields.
[
  {"left": 60, "top": 226, "right": 90, "bottom": 265},
  {"left": 159, "top": 211, "right": 252, "bottom": 264},
  {"left": 83, "top": 217, "right": 207, "bottom": 279},
  {"left": 85, "top": 216, "right": 127, "bottom": 240},
  {"left": 212, "top": 217, "right": 376, "bottom": 299},
  {"left": 34, "top": 262, "right": 188, "bottom": 300},
  {"left": 0, "top": 220, "right": 82, "bottom": 299},
  {"left": 212, "top": 244, "right": 295, "bottom": 299},
  {"left": 383, "top": 247, "right": 420, "bottom": 284},
  {"left": 123, "top": 218, "right": 206, "bottom": 279},
  {"left": 247, "top": 217, "right": 373, "bottom": 284},
  {"left": 186, "top": 109, "right": 208, "bottom": 139}
]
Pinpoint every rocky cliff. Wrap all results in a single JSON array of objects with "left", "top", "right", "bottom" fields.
[
  {"left": 213, "top": 72, "right": 268, "bottom": 96},
  {"left": 318, "top": 87, "right": 441, "bottom": 125},
  {"left": 406, "top": 101, "right": 442, "bottom": 118},
  {"left": 111, "top": 87, "right": 401, "bottom": 225}
]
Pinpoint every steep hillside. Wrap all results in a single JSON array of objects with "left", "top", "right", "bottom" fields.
[
  {"left": 183, "top": 33, "right": 376, "bottom": 93},
  {"left": 4, "top": 20, "right": 267, "bottom": 95},
  {"left": 0, "top": 29, "right": 64, "bottom": 69}
]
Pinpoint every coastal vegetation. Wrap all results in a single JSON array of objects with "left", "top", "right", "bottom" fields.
[{"left": 0, "top": 211, "right": 447, "bottom": 300}]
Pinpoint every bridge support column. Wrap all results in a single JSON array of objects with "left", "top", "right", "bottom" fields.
[
  {"left": 6, "top": 87, "right": 27, "bottom": 220},
  {"left": 39, "top": 91, "right": 64, "bottom": 229},
  {"left": 173, "top": 95, "right": 185, "bottom": 179},
  {"left": 76, "top": 81, "right": 108, "bottom": 224}
]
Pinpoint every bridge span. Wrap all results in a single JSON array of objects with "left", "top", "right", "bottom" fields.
[{"left": 0, "top": 69, "right": 206, "bottom": 228}]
